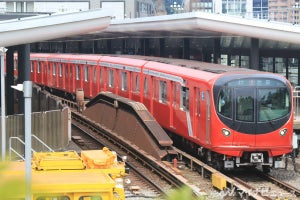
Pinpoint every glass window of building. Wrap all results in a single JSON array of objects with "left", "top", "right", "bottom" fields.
[
  {"left": 288, "top": 58, "right": 298, "bottom": 87},
  {"left": 253, "top": 0, "right": 268, "bottom": 19},
  {"left": 222, "top": 0, "right": 247, "bottom": 16}
]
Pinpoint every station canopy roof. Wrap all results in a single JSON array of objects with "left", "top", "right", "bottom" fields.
[
  {"left": 1, "top": 11, "right": 300, "bottom": 51},
  {"left": 0, "top": 9, "right": 111, "bottom": 47},
  {"left": 55, "top": 12, "right": 300, "bottom": 51}
]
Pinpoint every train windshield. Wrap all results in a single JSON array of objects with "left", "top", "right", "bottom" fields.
[
  {"left": 215, "top": 77, "right": 291, "bottom": 134},
  {"left": 258, "top": 88, "right": 290, "bottom": 122}
]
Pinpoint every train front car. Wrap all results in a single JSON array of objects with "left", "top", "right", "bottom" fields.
[{"left": 212, "top": 73, "right": 293, "bottom": 172}]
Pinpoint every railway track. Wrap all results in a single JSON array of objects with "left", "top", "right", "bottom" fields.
[
  {"left": 172, "top": 148, "right": 300, "bottom": 200},
  {"left": 226, "top": 169, "right": 300, "bottom": 199},
  {"left": 52, "top": 93, "right": 300, "bottom": 200},
  {"left": 72, "top": 125, "right": 166, "bottom": 199},
  {"left": 71, "top": 111, "right": 189, "bottom": 199}
]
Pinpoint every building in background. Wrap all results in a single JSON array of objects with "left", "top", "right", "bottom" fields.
[
  {"left": 1, "top": 0, "right": 300, "bottom": 22},
  {"left": 0, "top": 0, "right": 156, "bottom": 19},
  {"left": 269, "top": 0, "right": 300, "bottom": 24}
]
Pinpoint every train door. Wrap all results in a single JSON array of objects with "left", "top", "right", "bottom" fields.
[
  {"left": 233, "top": 88, "right": 256, "bottom": 146},
  {"left": 205, "top": 91, "right": 211, "bottom": 145},
  {"left": 180, "top": 86, "right": 193, "bottom": 137},
  {"left": 198, "top": 90, "right": 211, "bottom": 144},
  {"left": 65, "top": 64, "right": 69, "bottom": 92},
  {"left": 193, "top": 87, "right": 201, "bottom": 139},
  {"left": 47, "top": 62, "right": 52, "bottom": 87}
]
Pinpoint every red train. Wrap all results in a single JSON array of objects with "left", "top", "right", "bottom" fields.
[{"left": 28, "top": 53, "right": 294, "bottom": 172}]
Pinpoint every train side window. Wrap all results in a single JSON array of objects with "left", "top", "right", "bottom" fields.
[
  {"left": 136, "top": 75, "right": 140, "bottom": 92},
  {"left": 173, "top": 83, "right": 179, "bottom": 107},
  {"left": 65, "top": 67, "right": 68, "bottom": 78},
  {"left": 30, "top": 62, "right": 34, "bottom": 72},
  {"left": 76, "top": 65, "right": 80, "bottom": 80},
  {"left": 196, "top": 88, "right": 201, "bottom": 115},
  {"left": 37, "top": 62, "right": 40, "bottom": 73},
  {"left": 48, "top": 64, "right": 51, "bottom": 74},
  {"left": 121, "top": 71, "right": 127, "bottom": 91},
  {"left": 84, "top": 65, "right": 89, "bottom": 82},
  {"left": 100, "top": 68, "right": 103, "bottom": 85},
  {"left": 59, "top": 63, "right": 62, "bottom": 77},
  {"left": 14, "top": 59, "right": 17, "bottom": 70},
  {"left": 36, "top": 196, "right": 70, "bottom": 200},
  {"left": 70, "top": 67, "right": 73, "bottom": 78},
  {"left": 159, "top": 80, "right": 167, "bottom": 103},
  {"left": 53, "top": 63, "right": 56, "bottom": 76},
  {"left": 108, "top": 69, "right": 114, "bottom": 87},
  {"left": 144, "top": 77, "right": 148, "bottom": 97},
  {"left": 180, "top": 86, "right": 189, "bottom": 111},
  {"left": 93, "top": 67, "right": 97, "bottom": 83}
]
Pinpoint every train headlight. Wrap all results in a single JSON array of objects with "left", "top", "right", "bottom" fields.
[
  {"left": 222, "top": 128, "right": 231, "bottom": 137},
  {"left": 279, "top": 128, "right": 287, "bottom": 136}
]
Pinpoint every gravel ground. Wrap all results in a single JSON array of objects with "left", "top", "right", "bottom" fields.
[
  {"left": 270, "top": 157, "right": 300, "bottom": 190},
  {"left": 66, "top": 141, "right": 300, "bottom": 199}
]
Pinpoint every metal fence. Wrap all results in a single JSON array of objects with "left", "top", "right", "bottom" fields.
[{"left": 5, "top": 107, "right": 71, "bottom": 160}]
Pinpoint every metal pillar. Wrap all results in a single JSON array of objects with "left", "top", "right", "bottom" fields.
[
  {"left": 159, "top": 38, "right": 165, "bottom": 57},
  {"left": 12, "top": 44, "right": 32, "bottom": 200},
  {"left": 144, "top": 38, "right": 150, "bottom": 56},
  {"left": 24, "top": 80, "right": 32, "bottom": 200},
  {"left": 183, "top": 38, "right": 190, "bottom": 60},
  {"left": 0, "top": 47, "right": 7, "bottom": 161},
  {"left": 213, "top": 38, "right": 221, "bottom": 64},
  {"left": 6, "top": 47, "right": 15, "bottom": 115},
  {"left": 250, "top": 38, "right": 259, "bottom": 70},
  {"left": 107, "top": 40, "right": 112, "bottom": 54},
  {"left": 93, "top": 40, "right": 98, "bottom": 54}
]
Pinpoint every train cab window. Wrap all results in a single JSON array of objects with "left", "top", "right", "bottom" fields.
[
  {"left": 36, "top": 196, "right": 70, "bottom": 200},
  {"left": 159, "top": 80, "right": 167, "bottom": 103},
  {"left": 236, "top": 93, "right": 254, "bottom": 122},
  {"left": 258, "top": 88, "right": 290, "bottom": 122},
  {"left": 76, "top": 65, "right": 80, "bottom": 80},
  {"left": 79, "top": 196, "right": 102, "bottom": 200},
  {"left": 217, "top": 88, "right": 232, "bottom": 118},
  {"left": 59, "top": 63, "right": 62, "bottom": 77},
  {"left": 84, "top": 66, "right": 89, "bottom": 82},
  {"left": 121, "top": 71, "right": 127, "bottom": 91},
  {"left": 180, "top": 86, "right": 189, "bottom": 110},
  {"left": 144, "top": 77, "right": 148, "bottom": 96},
  {"left": 53, "top": 63, "right": 56, "bottom": 75},
  {"left": 108, "top": 69, "right": 114, "bottom": 87}
]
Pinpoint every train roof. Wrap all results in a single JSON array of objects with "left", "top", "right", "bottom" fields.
[
  {"left": 109, "top": 54, "right": 263, "bottom": 82},
  {"left": 30, "top": 53, "right": 273, "bottom": 82}
]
